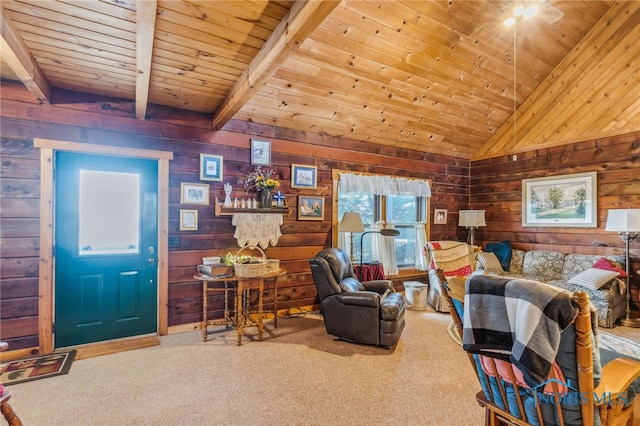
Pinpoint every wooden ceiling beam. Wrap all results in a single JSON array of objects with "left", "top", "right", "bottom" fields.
[
  {"left": 0, "top": 6, "right": 51, "bottom": 104},
  {"left": 211, "top": 0, "right": 341, "bottom": 130},
  {"left": 135, "top": 0, "right": 157, "bottom": 120}
]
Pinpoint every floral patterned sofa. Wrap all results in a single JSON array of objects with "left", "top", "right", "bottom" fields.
[{"left": 478, "top": 249, "right": 627, "bottom": 328}]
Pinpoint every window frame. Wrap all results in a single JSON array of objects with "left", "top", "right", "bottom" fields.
[{"left": 331, "top": 170, "right": 430, "bottom": 271}]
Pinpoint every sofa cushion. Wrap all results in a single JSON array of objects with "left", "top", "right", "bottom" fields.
[
  {"left": 522, "top": 251, "right": 566, "bottom": 280},
  {"left": 477, "top": 252, "right": 504, "bottom": 272},
  {"left": 593, "top": 257, "right": 627, "bottom": 278},
  {"left": 568, "top": 268, "right": 619, "bottom": 291},
  {"left": 485, "top": 241, "right": 512, "bottom": 271},
  {"left": 561, "top": 254, "right": 625, "bottom": 281},
  {"left": 509, "top": 249, "right": 525, "bottom": 276}
]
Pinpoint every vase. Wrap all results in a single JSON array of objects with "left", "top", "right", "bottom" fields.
[{"left": 259, "top": 189, "right": 272, "bottom": 209}]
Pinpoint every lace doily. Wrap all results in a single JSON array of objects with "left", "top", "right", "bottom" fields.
[{"left": 232, "top": 213, "right": 283, "bottom": 249}]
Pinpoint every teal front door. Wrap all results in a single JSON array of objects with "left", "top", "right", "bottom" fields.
[{"left": 54, "top": 152, "right": 158, "bottom": 348}]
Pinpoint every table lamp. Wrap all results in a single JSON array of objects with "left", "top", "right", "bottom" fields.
[
  {"left": 339, "top": 212, "right": 364, "bottom": 261},
  {"left": 605, "top": 208, "right": 640, "bottom": 328},
  {"left": 458, "top": 210, "right": 486, "bottom": 246},
  {"left": 360, "top": 228, "right": 400, "bottom": 267}
]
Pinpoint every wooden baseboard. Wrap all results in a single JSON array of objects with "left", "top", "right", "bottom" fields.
[
  {"left": 0, "top": 335, "right": 161, "bottom": 361},
  {"left": 0, "top": 347, "right": 40, "bottom": 362},
  {"left": 72, "top": 335, "right": 160, "bottom": 360},
  {"left": 3, "top": 304, "right": 324, "bottom": 361}
]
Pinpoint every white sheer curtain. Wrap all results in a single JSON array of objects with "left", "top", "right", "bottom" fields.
[
  {"left": 339, "top": 173, "right": 431, "bottom": 197},
  {"left": 337, "top": 172, "right": 430, "bottom": 276},
  {"left": 380, "top": 222, "right": 398, "bottom": 276},
  {"left": 414, "top": 221, "right": 428, "bottom": 270},
  {"left": 337, "top": 231, "right": 348, "bottom": 252}
]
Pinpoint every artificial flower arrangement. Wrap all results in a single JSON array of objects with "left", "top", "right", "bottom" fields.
[{"left": 244, "top": 166, "right": 280, "bottom": 192}]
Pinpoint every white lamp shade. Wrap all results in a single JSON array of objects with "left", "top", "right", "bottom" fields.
[
  {"left": 339, "top": 212, "right": 364, "bottom": 233},
  {"left": 605, "top": 209, "right": 640, "bottom": 232},
  {"left": 459, "top": 210, "right": 486, "bottom": 227}
]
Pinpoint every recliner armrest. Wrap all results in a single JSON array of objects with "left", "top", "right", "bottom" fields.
[
  {"left": 362, "top": 280, "right": 394, "bottom": 295},
  {"left": 336, "top": 291, "right": 381, "bottom": 308}
]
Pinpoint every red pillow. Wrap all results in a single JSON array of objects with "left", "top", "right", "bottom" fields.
[{"left": 593, "top": 257, "right": 627, "bottom": 278}]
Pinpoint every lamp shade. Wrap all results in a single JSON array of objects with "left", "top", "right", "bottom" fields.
[
  {"left": 605, "top": 209, "right": 640, "bottom": 233},
  {"left": 339, "top": 212, "right": 364, "bottom": 233},
  {"left": 458, "top": 210, "right": 486, "bottom": 227}
]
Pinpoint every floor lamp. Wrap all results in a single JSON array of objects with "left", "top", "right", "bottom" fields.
[
  {"left": 605, "top": 208, "right": 640, "bottom": 328},
  {"left": 458, "top": 210, "right": 486, "bottom": 246},
  {"left": 339, "top": 212, "right": 364, "bottom": 262}
]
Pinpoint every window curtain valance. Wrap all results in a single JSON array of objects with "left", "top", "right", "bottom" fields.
[{"left": 338, "top": 173, "right": 431, "bottom": 197}]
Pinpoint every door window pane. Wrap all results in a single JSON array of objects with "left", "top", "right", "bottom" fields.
[{"left": 78, "top": 170, "right": 140, "bottom": 255}]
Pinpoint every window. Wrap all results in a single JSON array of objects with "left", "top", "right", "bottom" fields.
[{"left": 335, "top": 172, "right": 430, "bottom": 269}]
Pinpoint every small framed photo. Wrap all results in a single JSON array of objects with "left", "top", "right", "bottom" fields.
[
  {"left": 434, "top": 209, "right": 447, "bottom": 224},
  {"left": 200, "top": 154, "right": 223, "bottom": 181},
  {"left": 298, "top": 196, "right": 324, "bottom": 221},
  {"left": 291, "top": 164, "right": 317, "bottom": 189},
  {"left": 251, "top": 138, "right": 271, "bottom": 166},
  {"left": 179, "top": 209, "right": 198, "bottom": 231},
  {"left": 180, "top": 182, "right": 209, "bottom": 205}
]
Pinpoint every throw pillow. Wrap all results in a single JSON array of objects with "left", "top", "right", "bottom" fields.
[
  {"left": 477, "top": 252, "right": 504, "bottom": 272},
  {"left": 567, "top": 268, "right": 619, "bottom": 291},
  {"left": 485, "top": 241, "right": 512, "bottom": 271},
  {"left": 593, "top": 257, "right": 627, "bottom": 278}
]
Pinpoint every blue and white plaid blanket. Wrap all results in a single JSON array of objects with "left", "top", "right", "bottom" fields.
[{"left": 462, "top": 275, "right": 578, "bottom": 386}]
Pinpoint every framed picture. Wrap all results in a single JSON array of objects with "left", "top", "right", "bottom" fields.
[
  {"left": 522, "top": 172, "right": 597, "bottom": 227},
  {"left": 291, "top": 164, "right": 317, "bottom": 189},
  {"left": 298, "top": 195, "right": 324, "bottom": 221},
  {"left": 180, "top": 182, "right": 209, "bottom": 205},
  {"left": 179, "top": 209, "right": 198, "bottom": 231},
  {"left": 200, "top": 154, "right": 223, "bottom": 181},
  {"left": 433, "top": 209, "right": 447, "bottom": 224},
  {"left": 251, "top": 138, "right": 271, "bottom": 166}
]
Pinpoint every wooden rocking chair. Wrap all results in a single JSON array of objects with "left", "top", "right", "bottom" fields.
[{"left": 438, "top": 270, "right": 640, "bottom": 426}]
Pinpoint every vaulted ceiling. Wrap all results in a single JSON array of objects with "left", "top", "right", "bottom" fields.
[{"left": 1, "top": 0, "right": 639, "bottom": 160}]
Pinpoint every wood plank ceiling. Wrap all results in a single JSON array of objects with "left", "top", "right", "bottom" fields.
[{"left": 1, "top": 0, "right": 639, "bottom": 160}]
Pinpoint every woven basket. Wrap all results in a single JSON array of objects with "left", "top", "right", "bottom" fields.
[{"left": 233, "top": 246, "right": 267, "bottom": 278}]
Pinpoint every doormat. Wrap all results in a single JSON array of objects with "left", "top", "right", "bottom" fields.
[{"left": 1, "top": 350, "right": 76, "bottom": 386}]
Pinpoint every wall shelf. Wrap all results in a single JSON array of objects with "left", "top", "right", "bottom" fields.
[{"left": 214, "top": 197, "right": 291, "bottom": 217}]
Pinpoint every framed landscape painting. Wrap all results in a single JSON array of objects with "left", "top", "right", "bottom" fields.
[{"left": 522, "top": 172, "right": 596, "bottom": 227}]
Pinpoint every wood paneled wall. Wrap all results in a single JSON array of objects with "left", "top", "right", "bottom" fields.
[
  {"left": 470, "top": 133, "right": 640, "bottom": 309},
  {"left": 0, "top": 82, "right": 468, "bottom": 350}
]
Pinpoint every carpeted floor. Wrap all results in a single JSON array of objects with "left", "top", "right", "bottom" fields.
[
  {"left": 6, "top": 307, "right": 639, "bottom": 425},
  {"left": 6, "top": 308, "right": 484, "bottom": 425}
]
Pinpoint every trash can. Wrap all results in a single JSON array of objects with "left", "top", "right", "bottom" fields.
[{"left": 403, "top": 281, "right": 429, "bottom": 311}]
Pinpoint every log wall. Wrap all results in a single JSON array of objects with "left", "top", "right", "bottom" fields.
[
  {"left": 2, "top": 80, "right": 637, "bottom": 351},
  {"left": 470, "top": 134, "right": 640, "bottom": 310},
  {"left": 0, "top": 82, "right": 468, "bottom": 350}
]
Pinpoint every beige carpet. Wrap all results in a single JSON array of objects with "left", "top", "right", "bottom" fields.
[{"left": 7, "top": 308, "right": 484, "bottom": 425}]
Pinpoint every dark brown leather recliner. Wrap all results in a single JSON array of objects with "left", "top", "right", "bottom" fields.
[{"left": 309, "top": 248, "right": 405, "bottom": 348}]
